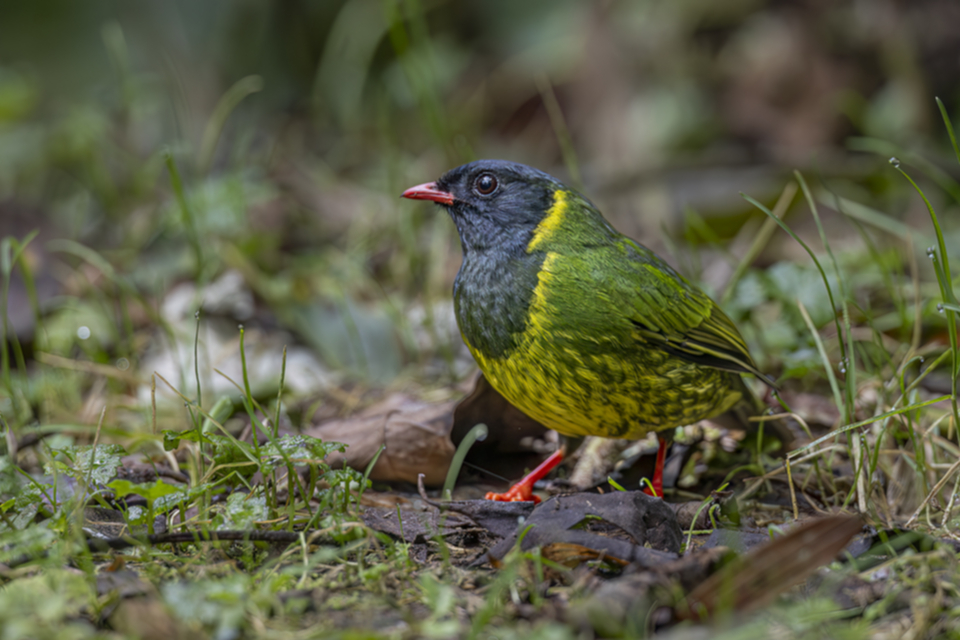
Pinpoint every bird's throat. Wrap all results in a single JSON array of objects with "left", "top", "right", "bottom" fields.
[{"left": 454, "top": 248, "right": 545, "bottom": 360}]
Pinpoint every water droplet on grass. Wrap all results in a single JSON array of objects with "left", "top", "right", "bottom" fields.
[
  {"left": 889, "top": 157, "right": 901, "bottom": 168},
  {"left": 927, "top": 247, "right": 936, "bottom": 258},
  {"left": 938, "top": 303, "right": 945, "bottom": 313}
]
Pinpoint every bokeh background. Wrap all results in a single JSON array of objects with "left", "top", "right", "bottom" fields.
[{"left": 2, "top": 0, "right": 959, "bottom": 427}]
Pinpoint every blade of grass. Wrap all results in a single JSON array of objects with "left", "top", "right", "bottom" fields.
[
  {"left": 796, "top": 172, "right": 855, "bottom": 424},
  {"left": 890, "top": 158, "right": 960, "bottom": 439},
  {"left": 274, "top": 345, "right": 287, "bottom": 440},
  {"left": 536, "top": 74, "right": 582, "bottom": 191},
  {"left": 797, "top": 297, "right": 843, "bottom": 430},
  {"left": 192, "top": 310, "right": 205, "bottom": 483},
  {"left": 164, "top": 151, "right": 204, "bottom": 278},
  {"left": 846, "top": 136, "right": 960, "bottom": 206},
  {"left": 237, "top": 325, "right": 260, "bottom": 458},
  {"left": 197, "top": 75, "right": 263, "bottom": 175},
  {"left": 442, "top": 423, "right": 488, "bottom": 501},
  {"left": 820, "top": 192, "right": 926, "bottom": 242},
  {"left": 936, "top": 97, "right": 960, "bottom": 166},
  {"left": 721, "top": 180, "right": 797, "bottom": 304},
  {"left": 743, "top": 193, "right": 848, "bottom": 369},
  {"left": 790, "top": 394, "right": 951, "bottom": 457},
  {"left": 0, "top": 232, "right": 40, "bottom": 425},
  {"left": 212, "top": 367, "right": 311, "bottom": 520},
  {"left": 899, "top": 355, "right": 930, "bottom": 496}
]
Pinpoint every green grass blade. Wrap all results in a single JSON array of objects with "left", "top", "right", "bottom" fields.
[
  {"left": 795, "top": 171, "right": 855, "bottom": 423},
  {"left": 798, "top": 301, "right": 844, "bottom": 421},
  {"left": 742, "top": 192, "right": 847, "bottom": 365},
  {"left": 442, "top": 423, "right": 488, "bottom": 500},
  {"left": 720, "top": 181, "right": 797, "bottom": 304},
  {"left": 789, "top": 394, "right": 952, "bottom": 457},
  {"left": 197, "top": 75, "right": 263, "bottom": 175},
  {"left": 936, "top": 97, "right": 960, "bottom": 167},
  {"left": 892, "top": 159, "right": 960, "bottom": 435},
  {"left": 164, "top": 151, "right": 204, "bottom": 278},
  {"left": 537, "top": 75, "right": 582, "bottom": 191},
  {"left": 821, "top": 191, "right": 928, "bottom": 243}
]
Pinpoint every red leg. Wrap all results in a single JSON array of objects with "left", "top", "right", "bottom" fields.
[
  {"left": 485, "top": 449, "right": 565, "bottom": 503},
  {"left": 643, "top": 437, "right": 668, "bottom": 498}
]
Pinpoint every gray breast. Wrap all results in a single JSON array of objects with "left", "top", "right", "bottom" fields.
[{"left": 453, "top": 250, "right": 545, "bottom": 360}]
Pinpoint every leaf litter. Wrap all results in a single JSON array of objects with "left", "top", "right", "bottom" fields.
[{"left": 7, "top": 331, "right": 960, "bottom": 639}]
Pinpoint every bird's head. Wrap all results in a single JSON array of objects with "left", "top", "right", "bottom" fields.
[{"left": 402, "top": 160, "right": 564, "bottom": 253}]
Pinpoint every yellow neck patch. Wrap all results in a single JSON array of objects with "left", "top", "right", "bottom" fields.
[{"left": 527, "top": 189, "right": 568, "bottom": 252}]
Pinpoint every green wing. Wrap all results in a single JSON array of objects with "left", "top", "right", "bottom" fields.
[{"left": 616, "top": 238, "right": 773, "bottom": 387}]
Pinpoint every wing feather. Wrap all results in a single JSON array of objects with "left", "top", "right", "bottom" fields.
[{"left": 618, "top": 239, "right": 775, "bottom": 388}]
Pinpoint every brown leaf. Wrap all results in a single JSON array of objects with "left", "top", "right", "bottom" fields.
[
  {"left": 670, "top": 496, "right": 724, "bottom": 532},
  {"left": 679, "top": 513, "right": 862, "bottom": 620},
  {"left": 307, "top": 373, "right": 552, "bottom": 488},
  {"left": 307, "top": 393, "right": 457, "bottom": 486},
  {"left": 542, "top": 542, "right": 629, "bottom": 569},
  {"left": 361, "top": 505, "right": 480, "bottom": 544},
  {"left": 570, "top": 546, "right": 731, "bottom": 636},
  {"left": 486, "top": 491, "right": 682, "bottom": 567}
]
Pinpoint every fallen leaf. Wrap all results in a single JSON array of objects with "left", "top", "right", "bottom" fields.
[
  {"left": 309, "top": 374, "right": 551, "bottom": 487},
  {"left": 308, "top": 393, "right": 456, "bottom": 486},
  {"left": 541, "top": 542, "right": 629, "bottom": 568},
  {"left": 670, "top": 495, "right": 726, "bottom": 532},
  {"left": 486, "top": 491, "right": 682, "bottom": 566},
  {"left": 679, "top": 513, "right": 862, "bottom": 620},
  {"left": 569, "top": 546, "right": 730, "bottom": 636},
  {"left": 361, "top": 506, "right": 480, "bottom": 544}
]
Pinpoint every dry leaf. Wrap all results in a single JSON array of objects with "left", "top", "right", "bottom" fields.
[
  {"left": 680, "top": 513, "right": 862, "bottom": 620},
  {"left": 308, "top": 393, "right": 456, "bottom": 486},
  {"left": 486, "top": 491, "right": 682, "bottom": 566},
  {"left": 542, "top": 542, "right": 629, "bottom": 569}
]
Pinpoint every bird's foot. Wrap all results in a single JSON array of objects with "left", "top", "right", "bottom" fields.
[
  {"left": 642, "top": 437, "right": 668, "bottom": 499},
  {"left": 483, "top": 448, "right": 566, "bottom": 504},
  {"left": 485, "top": 482, "right": 541, "bottom": 503}
]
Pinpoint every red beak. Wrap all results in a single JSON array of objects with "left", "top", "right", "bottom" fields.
[{"left": 401, "top": 182, "right": 455, "bottom": 205}]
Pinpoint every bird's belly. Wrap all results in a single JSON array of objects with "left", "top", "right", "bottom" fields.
[{"left": 467, "top": 334, "right": 743, "bottom": 440}]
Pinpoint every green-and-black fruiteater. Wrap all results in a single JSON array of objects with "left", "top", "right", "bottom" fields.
[{"left": 403, "top": 160, "right": 775, "bottom": 502}]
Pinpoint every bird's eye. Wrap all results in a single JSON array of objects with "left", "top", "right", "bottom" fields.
[{"left": 474, "top": 173, "right": 498, "bottom": 196}]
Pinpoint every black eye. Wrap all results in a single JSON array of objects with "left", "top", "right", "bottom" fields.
[{"left": 474, "top": 173, "right": 498, "bottom": 196}]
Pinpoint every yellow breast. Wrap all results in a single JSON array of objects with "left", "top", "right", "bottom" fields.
[{"left": 463, "top": 252, "right": 743, "bottom": 439}]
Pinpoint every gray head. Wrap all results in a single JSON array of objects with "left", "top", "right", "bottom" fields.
[{"left": 402, "top": 160, "right": 566, "bottom": 253}]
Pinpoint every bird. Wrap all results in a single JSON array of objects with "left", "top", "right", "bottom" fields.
[{"left": 402, "top": 160, "right": 779, "bottom": 502}]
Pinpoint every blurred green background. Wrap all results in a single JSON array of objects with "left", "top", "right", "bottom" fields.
[{"left": 2, "top": 0, "right": 959, "bottom": 426}]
